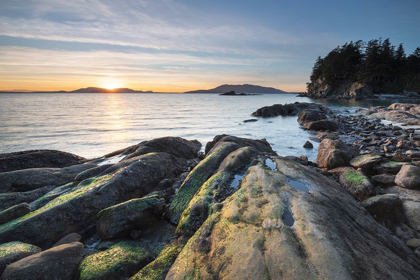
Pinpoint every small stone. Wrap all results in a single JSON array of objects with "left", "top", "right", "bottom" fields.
[
  {"left": 243, "top": 119, "right": 258, "bottom": 123},
  {"left": 362, "top": 194, "right": 400, "bottom": 219},
  {"left": 395, "top": 165, "right": 420, "bottom": 189},
  {"left": 406, "top": 238, "right": 420, "bottom": 249},
  {"left": 371, "top": 174, "right": 396, "bottom": 186},
  {"left": 391, "top": 152, "right": 411, "bottom": 162},
  {"left": 303, "top": 141, "right": 313, "bottom": 149},
  {"left": 53, "top": 233, "right": 82, "bottom": 247}
]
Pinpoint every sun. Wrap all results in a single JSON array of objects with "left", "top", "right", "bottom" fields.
[{"left": 100, "top": 78, "right": 124, "bottom": 90}]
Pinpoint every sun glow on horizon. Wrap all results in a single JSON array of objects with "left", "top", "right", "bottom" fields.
[{"left": 100, "top": 78, "right": 124, "bottom": 90}]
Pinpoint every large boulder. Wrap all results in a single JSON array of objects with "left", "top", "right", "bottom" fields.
[
  {"left": 167, "top": 157, "right": 420, "bottom": 279},
  {"left": 169, "top": 135, "right": 274, "bottom": 224},
  {"left": 304, "top": 119, "right": 341, "bottom": 131},
  {"left": 385, "top": 186, "right": 420, "bottom": 234},
  {"left": 298, "top": 109, "right": 341, "bottom": 132},
  {"left": 359, "top": 104, "right": 420, "bottom": 126},
  {"left": 316, "top": 139, "right": 358, "bottom": 169},
  {"left": 78, "top": 241, "right": 153, "bottom": 280},
  {"left": 1, "top": 242, "right": 83, "bottom": 280},
  {"left": 0, "top": 242, "right": 41, "bottom": 275},
  {"left": 0, "top": 150, "right": 86, "bottom": 173},
  {"left": 252, "top": 102, "right": 332, "bottom": 117},
  {"left": 123, "top": 137, "right": 201, "bottom": 160},
  {"left": 362, "top": 194, "right": 402, "bottom": 219},
  {"left": 96, "top": 195, "right": 166, "bottom": 239},
  {"left": 395, "top": 165, "right": 420, "bottom": 189},
  {"left": 0, "top": 152, "right": 187, "bottom": 248},
  {"left": 0, "top": 163, "right": 97, "bottom": 193}
]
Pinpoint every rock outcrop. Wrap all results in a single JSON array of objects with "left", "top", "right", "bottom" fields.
[
  {"left": 0, "top": 242, "right": 41, "bottom": 275},
  {"left": 302, "top": 79, "right": 374, "bottom": 100},
  {"left": 357, "top": 103, "right": 420, "bottom": 126},
  {"left": 1, "top": 134, "right": 420, "bottom": 279},
  {"left": 2, "top": 242, "right": 83, "bottom": 280},
  {"left": 0, "top": 150, "right": 86, "bottom": 173},
  {"left": 167, "top": 155, "right": 420, "bottom": 279},
  {"left": 252, "top": 102, "right": 332, "bottom": 117}
]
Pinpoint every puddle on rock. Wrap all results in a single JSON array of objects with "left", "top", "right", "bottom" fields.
[
  {"left": 287, "top": 179, "right": 310, "bottom": 193},
  {"left": 231, "top": 174, "right": 245, "bottom": 189},
  {"left": 97, "top": 155, "right": 126, "bottom": 166},
  {"left": 265, "top": 158, "right": 277, "bottom": 171},
  {"left": 282, "top": 207, "right": 295, "bottom": 227}
]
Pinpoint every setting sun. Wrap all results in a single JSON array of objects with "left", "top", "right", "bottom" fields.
[{"left": 101, "top": 78, "right": 124, "bottom": 90}]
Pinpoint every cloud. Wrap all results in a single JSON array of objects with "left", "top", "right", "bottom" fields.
[{"left": 0, "top": 0, "right": 309, "bottom": 57}]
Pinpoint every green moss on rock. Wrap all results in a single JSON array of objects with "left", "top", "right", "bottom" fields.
[
  {"left": 130, "top": 244, "right": 181, "bottom": 280},
  {"left": 345, "top": 171, "right": 367, "bottom": 186},
  {"left": 97, "top": 194, "right": 162, "bottom": 218},
  {"left": 170, "top": 174, "right": 205, "bottom": 218},
  {"left": 0, "top": 241, "right": 40, "bottom": 258},
  {"left": 0, "top": 174, "right": 113, "bottom": 232},
  {"left": 79, "top": 241, "right": 153, "bottom": 280}
]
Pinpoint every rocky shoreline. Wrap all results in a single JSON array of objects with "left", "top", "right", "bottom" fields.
[{"left": 1, "top": 103, "right": 420, "bottom": 279}]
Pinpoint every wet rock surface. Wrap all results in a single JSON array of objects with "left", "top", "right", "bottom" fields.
[
  {"left": 316, "top": 139, "right": 358, "bottom": 169},
  {"left": 1, "top": 242, "right": 83, "bottom": 280},
  {"left": 252, "top": 102, "right": 332, "bottom": 117},
  {"left": 0, "top": 241, "right": 41, "bottom": 275},
  {"left": 1, "top": 130, "right": 420, "bottom": 279},
  {"left": 0, "top": 150, "right": 87, "bottom": 173},
  {"left": 358, "top": 103, "right": 420, "bottom": 126}
]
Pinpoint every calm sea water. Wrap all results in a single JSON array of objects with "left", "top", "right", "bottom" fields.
[{"left": 0, "top": 93, "right": 413, "bottom": 161}]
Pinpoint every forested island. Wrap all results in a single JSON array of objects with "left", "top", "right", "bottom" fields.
[{"left": 302, "top": 38, "right": 420, "bottom": 99}]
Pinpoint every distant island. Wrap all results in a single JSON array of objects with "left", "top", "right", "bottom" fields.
[
  {"left": 1, "top": 84, "right": 289, "bottom": 94},
  {"left": 186, "top": 84, "right": 287, "bottom": 93},
  {"left": 0, "top": 87, "right": 153, "bottom": 94}
]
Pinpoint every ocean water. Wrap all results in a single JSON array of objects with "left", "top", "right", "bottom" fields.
[{"left": 0, "top": 93, "right": 412, "bottom": 161}]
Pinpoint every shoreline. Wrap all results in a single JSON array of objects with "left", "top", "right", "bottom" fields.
[{"left": 0, "top": 103, "right": 420, "bottom": 279}]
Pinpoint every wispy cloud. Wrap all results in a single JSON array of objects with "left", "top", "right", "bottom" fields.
[
  {"left": 0, "top": 0, "right": 373, "bottom": 91},
  {"left": 0, "top": 0, "right": 310, "bottom": 57}
]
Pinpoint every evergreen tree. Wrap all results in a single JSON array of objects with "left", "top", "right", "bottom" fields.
[{"left": 307, "top": 38, "right": 420, "bottom": 94}]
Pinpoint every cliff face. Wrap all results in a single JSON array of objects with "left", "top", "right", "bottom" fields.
[{"left": 303, "top": 78, "right": 374, "bottom": 99}]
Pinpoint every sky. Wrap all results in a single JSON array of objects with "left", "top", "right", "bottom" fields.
[{"left": 0, "top": 0, "right": 419, "bottom": 92}]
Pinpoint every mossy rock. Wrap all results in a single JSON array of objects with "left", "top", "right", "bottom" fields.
[
  {"left": 406, "top": 238, "right": 420, "bottom": 249},
  {"left": 78, "top": 241, "right": 153, "bottom": 280},
  {"left": 96, "top": 195, "right": 166, "bottom": 239},
  {"left": 0, "top": 203, "right": 30, "bottom": 225},
  {"left": 176, "top": 172, "right": 228, "bottom": 237},
  {"left": 345, "top": 171, "right": 367, "bottom": 186},
  {"left": 362, "top": 194, "right": 400, "bottom": 218},
  {"left": 0, "top": 241, "right": 41, "bottom": 274},
  {"left": 350, "top": 154, "right": 382, "bottom": 171},
  {"left": 169, "top": 142, "right": 240, "bottom": 223},
  {"left": 29, "top": 182, "right": 76, "bottom": 210},
  {"left": 130, "top": 244, "right": 182, "bottom": 280}
]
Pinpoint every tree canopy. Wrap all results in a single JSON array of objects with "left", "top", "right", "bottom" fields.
[{"left": 308, "top": 38, "right": 420, "bottom": 93}]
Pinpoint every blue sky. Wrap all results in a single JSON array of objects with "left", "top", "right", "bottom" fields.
[{"left": 0, "top": 0, "right": 419, "bottom": 91}]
